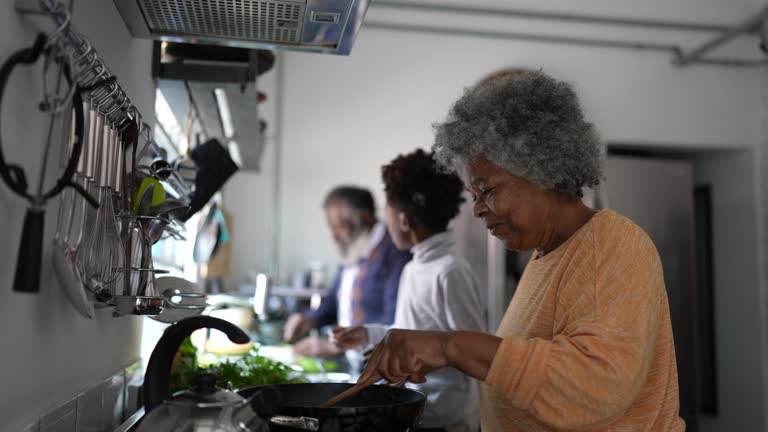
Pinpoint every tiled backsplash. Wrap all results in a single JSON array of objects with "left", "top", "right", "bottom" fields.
[{"left": 21, "top": 361, "right": 143, "bottom": 432}]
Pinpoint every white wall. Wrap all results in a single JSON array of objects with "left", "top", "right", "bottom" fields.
[
  {"left": 274, "top": 10, "right": 765, "bottom": 275},
  {"left": 221, "top": 153, "right": 278, "bottom": 285},
  {"left": 222, "top": 61, "right": 281, "bottom": 286},
  {"left": 0, "top": 1, "right": 154, "bottom": 429}
]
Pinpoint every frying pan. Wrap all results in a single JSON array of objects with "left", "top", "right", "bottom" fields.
[{"left": 238, "top": 383, "right": 426, "bottom": 432}]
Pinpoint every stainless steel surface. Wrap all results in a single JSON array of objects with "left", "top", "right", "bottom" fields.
[
  {"left": 92, "top": 114, "right": 105, "bottom": 186},
  {"left": 150, "top": 198, "right": 190, "bottom": 220},
  {"left": 269, "top": 416, "right": 320, "bottom": 431},
  {"left": 54, "top": 111, "right": 76, "bottom": 242},
  {"left": 76, "top": 162, "right": 126, "bottom": 300},
  {"left": 124, "top": 223, "right": 144, "bottom": 297},
  {"left": 132, "top": 221, "right": 167, "bottom": 300},
  {"left": 146, "top": 217, "right": 169, "bottom": 244},
  {"left": 106, "top": 125, "right": 116, "bottom": 190},
  {"left": 137, "top": 375, "right": 267, "bottom": 432},
  {"left": 151, "top": 277, "right": 207, "bottom": 323},
  {"left": 142, "top": 0, "right": 306, "bottom": 44},
  {"left": 113, "top": 295, "right": 164, "bottom": 316},
  {"left": 114, "top": 0, "right": 371, "bottom": 55},
  {"left": 53, "top": 110, "right": 95, "bottom": 319},
  {"left": 85, "top": 108, "right": 97, "bottom": 179},
  {"left": 53, "top": 188, "right": 94, "bottom": 317},
  {"left": 74, "top": 108, "right": 97, "bottom": 247},
  {"left": 99, "top": 119, "right": 111, "bottom": 188},
  {"left": 115, "top": 130, "right": 125, "bottom": 194},
  {"left": 70, "top": 104, "right": 96, "bottom": 249},
  {"left": 163, "top": 291, "right": 207, "bottom": 308},
  {"left": 112, "top": 408, "right": 145, "bottom": 432}
]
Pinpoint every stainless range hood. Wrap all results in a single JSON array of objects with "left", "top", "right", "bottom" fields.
[{"left": 113, "top": 0, "right": 371, "bottom": 55}]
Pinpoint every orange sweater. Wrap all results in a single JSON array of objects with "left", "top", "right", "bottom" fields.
[{"left": 480, "top": 210, "right": 685, "bottom": 432}]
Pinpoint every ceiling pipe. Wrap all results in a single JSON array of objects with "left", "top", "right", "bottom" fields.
[
  {"left": 365, "top": 21, "right": 683, "bottom": 53},
  {"left": 366, "top": 3, "right": 768, "bottom": 68},
  {"left": 370, "top": 2, "right": 768, "bottom": 67},
  {"left": 372, "top": 1, "right": 732, "bottom": 33},
  {"left": 674, "top": 5, "right": 768, "bottom": 66}
]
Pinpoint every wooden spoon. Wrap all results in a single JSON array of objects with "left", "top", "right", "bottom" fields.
[
  {"left": 318, "top": 372, "right": 382, "bottom": 408},
  {"left": 318, "top": 373, "right": 410, "bottom": 408}
]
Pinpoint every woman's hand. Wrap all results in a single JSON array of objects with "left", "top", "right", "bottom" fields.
[
  {"left": 358, "top": 329, "right": 451, "bottom": 384},
  {"left": 330, "top": 326, "right": 368, "bottom": 349},
  {"left": 357, "top": 330, "right": 503, "bottom": 385}
]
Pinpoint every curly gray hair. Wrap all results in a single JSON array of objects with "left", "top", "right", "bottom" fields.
[{"left": 432, "top": 70, "right": 602, "bottom": 198}]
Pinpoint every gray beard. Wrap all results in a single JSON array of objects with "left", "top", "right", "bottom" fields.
[{"left": 340, "top": 230, "right": 370, "bottom": 265}]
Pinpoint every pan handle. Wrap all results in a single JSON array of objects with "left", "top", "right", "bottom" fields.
[
  {"left": 268, "top": 416, "right": 319, "bottom": 431},
  {"left": 13, "top": 207, "right": 45, "bottom": 293}
]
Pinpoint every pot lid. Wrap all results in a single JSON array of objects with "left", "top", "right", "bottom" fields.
[{"left": 167, "top": 372, "right": 248, "bottom": 408}]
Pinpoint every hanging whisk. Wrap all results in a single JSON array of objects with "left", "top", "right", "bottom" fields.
[{"left": 76, "top": 115, "right": 124, "bottom": 300}]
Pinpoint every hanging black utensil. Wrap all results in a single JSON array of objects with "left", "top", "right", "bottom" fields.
[
  {"left": 0, "top": 34, "right": 92, "bottom": 293},
  {"left": 178, "top": 138, "right": 238, "bottom": 222}
]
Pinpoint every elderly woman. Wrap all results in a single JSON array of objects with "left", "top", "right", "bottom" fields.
[{"left": 357, "top": 70, "right": 685, "bottom": 432}]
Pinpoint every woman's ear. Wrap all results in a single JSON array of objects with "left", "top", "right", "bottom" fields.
[{"left": 397, "top": 211, "right": 412, "bottom": 233}]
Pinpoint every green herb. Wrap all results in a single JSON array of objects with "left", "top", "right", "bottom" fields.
[
  {"left": 212, "top": 354, "right": 303, "bottom": 389},
  {"left": 171, "top": 338, "right": 303, "bottom": 392},
  {"left": 170, "top": 337, "right": 199, "bottom": 391},
  {"left": 179, "top": 336, "right": 197, "bottom": 356},
  {"left": 295, "top": 357, "right": 339, "bottom": 373}
]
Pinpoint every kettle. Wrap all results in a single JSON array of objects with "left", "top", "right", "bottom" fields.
[{"left": 138, "top": 316, "right": 269, "bottom": 432}]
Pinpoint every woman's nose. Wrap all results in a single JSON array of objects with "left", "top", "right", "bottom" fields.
[{"left": 473, "top": 199, "right": 488, "bottom": 218}]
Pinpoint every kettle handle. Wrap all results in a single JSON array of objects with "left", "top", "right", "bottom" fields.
[{"left": 143, "top": 316, "right": 250, "bottom": 413}]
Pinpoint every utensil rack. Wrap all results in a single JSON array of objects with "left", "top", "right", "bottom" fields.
[
  {"left": 16, "top": 0, "right": 194, "bottom": 186},
  {"left": 15, "top": 0, "right": 200, "bottom": 319},
  {"left": 18, "top": 0, "right": 137, "bottom": 127}
]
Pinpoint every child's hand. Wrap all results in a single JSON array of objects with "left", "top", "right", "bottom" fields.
[{"left": 329, "top": 326, "right": 369, "bottom": 349}]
